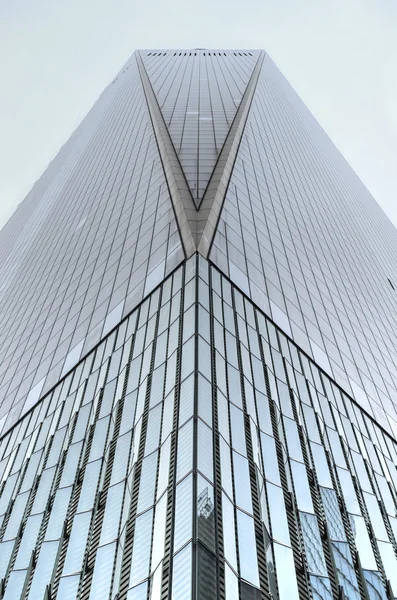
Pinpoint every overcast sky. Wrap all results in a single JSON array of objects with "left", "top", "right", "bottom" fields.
[{"left": 1, "top": 0, "right": 397, "bottom": 231}]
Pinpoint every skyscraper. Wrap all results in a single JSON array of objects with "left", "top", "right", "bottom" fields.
[{"left": 1, "top": 47, "right": 397, "bottom": 599}]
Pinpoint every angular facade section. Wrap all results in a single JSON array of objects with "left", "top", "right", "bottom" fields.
[
  {"left": 141, "top": 50, "right": 260, "bottom": 205},
  {"left": 210, "top": 55, "right": 397, "bottom": 436},
  {"left": 2, "top": 49, "right": 397, "bottom": 600},
  {"left": 1, "top": 258, "right": 397, "bottom": 600},
  {"left": 0, "top": 57, "right": 185, "bottom": 434}
]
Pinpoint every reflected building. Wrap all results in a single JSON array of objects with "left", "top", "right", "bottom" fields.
[{"left": 1, "top": 49, "right": 397, "bottom": 599}]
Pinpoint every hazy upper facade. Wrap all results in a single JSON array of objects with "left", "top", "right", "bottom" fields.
[{"left": 1, "top": 49, "right": 397, "bottom": 438}]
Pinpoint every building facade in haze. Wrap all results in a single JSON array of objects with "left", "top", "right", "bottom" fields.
[{"left": 1, "top": 49, "right": 397, "bottom": 599}]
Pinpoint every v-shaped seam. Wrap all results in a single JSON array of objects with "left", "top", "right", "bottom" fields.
[
  {"left": 137, "top": 50, "right": 265, "bottom": 258},
  {"left": 197, "top": 51, "right": 265, "bottom": 257},
  {"left": 136, "top": 51, "right": 197, "bottom": 256}
]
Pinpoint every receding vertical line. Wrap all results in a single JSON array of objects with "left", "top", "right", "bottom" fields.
[
  {"left": 140, "top": 184, "right": 163, "bottom": 293},
  {"left": 179, "top": 53, "right": 195, "bottom": 155},
  {"left": 79, "top": 368, "right": 127, "bottom": 598},
  {"left": 230, "top": 287, "right": 270, "bottom": 597},
  {"left": 209, "top": 53, "right": 228, "bottom": 146},
  {"left": 192, "top": 253, "right": 199, "bottom": 600},
  {"left": 255, "top": 317, "right": 311, "bottom": 599},
  {"left": 116, "top": 295, "right": 162, "bottom": 600},
  {"left": 165, "top": 53, "right": 190, "bottom": 131},
  {"left": 162, "top": 260, "right": 187, "bottom": 600},
  {"left": 286, "top": 366, "right": 340, "bottom": 599},
  {"left": 197, "top": 53, "right": 201, "bottom": 206},
  {"left": 124, "top": 151, "right": 155, "bottom": 280},
  {"left": 215, "top": 51, "right": 240, "bottom": 112},
  {"left": 174, "top": 53, "right": 195, "bottom": 153},
  {"left": 205, "top": 54, "right": 218, "bottom": 155},
  {"left": 208, "top": 264, "right": 224, "bottom": 599}
]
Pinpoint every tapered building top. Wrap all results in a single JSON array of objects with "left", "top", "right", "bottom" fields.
[
  {"left": 141, "top": 49, "right": 260, "bottom": 205},
  {"left": 1, "top": 49, "right": 397, "bottom": 437}
]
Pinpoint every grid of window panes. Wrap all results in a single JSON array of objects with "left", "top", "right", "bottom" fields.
[
  {"left": 0, "top": 56, "right": 184, "bottom": 435},
  {"left": 4, "top": 46, "right": 397, "bottom": 450},
  {"left": 2, "top": 256, "right": 397, "bottom": 600},
  {"left": 210, "top": 53, "right": 397, "bottom": 437},
  {"left": 140, "top": 50, "right": 260, "bottom": 205}
]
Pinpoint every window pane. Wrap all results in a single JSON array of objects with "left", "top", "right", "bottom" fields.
[
  {"left": 172, "top": 544, "right": 192, "bottom": 600},
  {"left": 236, "top": 510, "right": 259, "bottom": 587},
  {"left": 130, "top": 510, "right": 153, "bottom": 587}
]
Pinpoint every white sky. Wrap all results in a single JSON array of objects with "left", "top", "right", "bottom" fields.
[{"left": 1, "top": 0, "right": 397, "bottom": 230}]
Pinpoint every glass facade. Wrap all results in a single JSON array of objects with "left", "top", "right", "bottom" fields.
[{"left": 1, "top": 49, "right": 397, "bottom": 599}]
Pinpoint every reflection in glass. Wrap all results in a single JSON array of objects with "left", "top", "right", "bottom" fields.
[
  {"left": 198, "top": 374, "right": 212, "bottom": 426},
  {"left": 3, "top": 571, "right": 27, "bottom": 600},
  {"left": 45, "top": 487, "right": 72, "bottom": 541},
  {"left": 100, "top": 482, "right": 124, "bottom": 545},
  {"left": 157, "top": 438, "right": 171, "bottom": 500},
  {"left": 198, "top": 420, "right": 213, "bottom": 482},
  {"left": 283, "top": 417, "right": 302, "bottom": 461},
  {"left": 219, "top": 438, "right": 233, "bottom": 498},
  {"left": 3, "top": 491, "right": 29, "bottom": 540},
  {"left": 129, "top": 509, "right": 153, "bottom": 587},
  {"left": 273, "top": 543, "right": 299, "bottom": 600},
  {"left": 176, "top": 419, "right": 193, "bottom": 481},
  {"left": 63, "top": 511, "right": 91, "bottom": 575},
  {"left": 236, "top": 509, "right": 259, "bottom": 587},
  {"left": 28, "top": 541, "right": 58, "bottom": 599},
  {"left": 174, "top": 475, "right": 193, "bottom": 551},
  {"left": 310, "top": 443, "right": 332, "bottom": 487},
  {"left": 309, "top": 575, "right": 332, "bottom": 600},
  {"left": 127, "top": 581, "right": 148, "bottom": 600},
  {"left": 137, "top": 451, "right": 158, "bottom": 513},
  {"left": 77, "top": 459, "right": 101, "bottom": 512},
  {"left": 172, "top": 544, "right": 192, "bottom": 600},
  {"left": 224, "top": 563, "right": 239, "bottom": 600},
  {"left": 377, "top": 541, "right": 397, "bottom": 592},
  {"left": 331, "top": 541, "right": 360, "bottom": 600},
  {"left": 337, "top": 468, "right": 360, "bottom": 514},
  {"left": 233, "top": 452, "right": 252, "bottom": 513},
  {"left": 222, "top": 493, "right": 237, "bottom": 570},
  {"left": 14, "top": 514, "right": 42, "bottom": 569},
  {"left": 300, "top": 512, "right": 327, "bottom": 576},
  {"left": 197, "top": 544, "right": 217, "bottom": 600},
  {"left": 363, "top": 570, "right": 388, "bottom": 600},
  {"left": 0, "top": 541, "right": 14, "bottom": 580},
  {"left": 290, "top": 460, "right": 313, "bottom": 513},
  {"left": 266, "top": 544, "right": 279, "bottom": 600},
  {"left": 197, "top": 475, "right": 215, "bottom": 551},
  {"left": 320, "top": 487, "right": 346, "bottom": 542},
  {"left": 267, "top": 483, "right": 290, "bottom": 545},
  {"left": 89, "top": 543, "right": 117, "bottom": 600},
  {"left": 364, "top": 493, "right": 388, "bottom": 541},
  {"left": 240, "top": 580, "right": 262, "bottom": 599},
  {"left": 260, "top": 432, "right": 281, "bottom": 485},
  {"left": 179, "top": 375, "right": 194, "bottom": 426},
  {"left": 350, "top": 515, "right": 377, "bottom": 570},
  {"left": 57, "top": 575, "right": 80, "bottom": 599},
  {"left": 151, "top": 495, "right": 167, "bottom": 571},
  {"left": 230, "top": 405, "right": 246, "bottom": 455}
]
